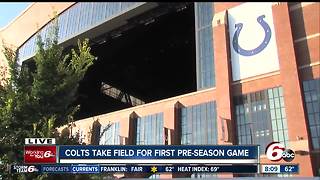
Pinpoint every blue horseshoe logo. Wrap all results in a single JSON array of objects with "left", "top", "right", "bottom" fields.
[{"left": 232, "top": 15, "right": 271, "bottom": 56}]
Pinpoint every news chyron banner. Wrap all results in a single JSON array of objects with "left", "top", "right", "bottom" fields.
[
  {"left": 12, "top": 138, "right": 300, "bottom": 174},
  {"left": 58, "top": 145, "right": 259, "bottom": 164},
  {"left": 23, "top": 138, "right": 259, "bottom": 165},
  {"left": 9, "top": 138, "right": 299, "bottom": 174},
  {"left": 16, "top": 138, "right": 261, "bottom": 174}
]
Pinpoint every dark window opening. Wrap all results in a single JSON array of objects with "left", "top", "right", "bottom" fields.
[{"left": 74, "top": 3, "right": 196, "bottom": 119}]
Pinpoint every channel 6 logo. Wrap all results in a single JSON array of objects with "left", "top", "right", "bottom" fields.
[
  {"left": 12, "top": 165, "right": 39, "bottom": 173},
  {"left": 265, "top": 142, "right": 295, "bottom": 162},
  {"left": 24, "top": 146, "right": 56, "bottom": 164}
]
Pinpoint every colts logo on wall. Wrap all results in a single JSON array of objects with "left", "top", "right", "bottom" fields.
[{"left": 228, "top": 3, "right": 280, "bottom": 81}]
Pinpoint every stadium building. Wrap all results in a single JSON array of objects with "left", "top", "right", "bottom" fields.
[{"left": 0, "top": 2, "right": 319, "bottom": 178}]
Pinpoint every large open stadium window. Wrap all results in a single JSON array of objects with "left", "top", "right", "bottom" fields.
[{"left": 74, "top": 3, "right": 196, "bottom": 119}]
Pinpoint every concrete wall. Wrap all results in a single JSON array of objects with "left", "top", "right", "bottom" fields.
[
  {"left": 0, "top": 2, "right": 74, "bottom": 84},
  {"left": 0, "top": 2, "right": 74, "bottom": 48}
]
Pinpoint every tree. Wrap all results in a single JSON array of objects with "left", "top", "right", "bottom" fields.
[{"left": 0, "top": 16, "right": 95, "bottom": 179}]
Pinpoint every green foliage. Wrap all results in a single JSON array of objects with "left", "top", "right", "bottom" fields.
[{"left": 0, "top": 16, "right": 96, "bottom": 179}]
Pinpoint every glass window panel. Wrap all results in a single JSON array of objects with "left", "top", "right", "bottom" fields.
[
  {"left": 278, "top": 87, "right": 283, "bottom": 97},
  {"left": 91, "top": 2, "right": 97, "bottom": 26},
  {"left": 315, "top": 113, "right": 320, "bottom": 123},
  {"left": 277, "top": 120, "right": 283, "bottom": 130},
  {"left": 101, "top": 3, "right": 107, "bottom": 20},
  {"left": 186, "top": 108, "right": 192, "bottom": 144},
  {"left": 241, "top": 125, "right": 246, "bottom": 135},
  {"left": 57, "top": 15, "right": 64, "bottom": 41},
  {"left": 97, "top": 2, "right": 104, "bottom": 23},
  {"left": 160, "top": 114, "right": 164, "bottom": 144},
  {"left": 238, "top": 115, "right": 242, "bottom": 125},
  {"left": 80, "top": 3, "right": 87, "bottom": 31},
  {"left": 238, "top": 136, "right": 242, "bottom": 144},
  {"left": 280, "top": 108, "right": 286, "bottom": 118},
  {"left": 313, "top": 102, "right": 319, "bottom": 113},
  {"left": 147, "top": 116, "right": 152, "bottom": 144},
  {"left": 303, "top": 79, "right": 320, "bottom": 149},
  {"left": 192, "top": 106, "right": 197, "bottom": 144},
  {"left": 211, "top": 102, "right": 216, "bottom": 143},
  {"left": 146, "top": 116, "right": 150, "bottom": 144},
  {"left": 273, "top": 88, "right": 279, "bottom": 97},
  {"left": 279, "top": 97, "right": 285, "bottom": 107},
  {"left": 237, "top": 125, "right": 241, "bottom": 136},
  {"left": 307, "top": 103, "right": 314, "bottom": 113},
  {"left": 303, "top": 81, "right": 309, "bottom": 91},
  {"left": 284, "top": 130, "right": 289, "bottom": 141},
  {"left": 235, "top": 87, "right": 288, "bottom": 154},
  {"left": 276, "top": 109, "right": 282, "bottom": 119},
  {"left": 195, "top": 3, "right": 215, "bottom": 90},
  {"left": 241, "top": 136, "right": 247, "bottom": 144},
  {"left": 85, "top": 2, "right": 92, "bottom": 27},
  {"left": 282, "top": 118, "right": 288, "bottom": 130},
  {"left": 272, "top": 120, "right": 277, "bottom": 130},
  {"left": 309, "top": 80, "right": 316, "bottom": 90},
  {"left": 109, "top": 3, "right": 115, "bottom": 16},
  {"left": 273, "top": 131, "right": 278, "bottom": 141},
  {"left": 113, "top": 3, "right": 119, "bottom": 16},
  {"left": 181, "top": 108, "right": 186, "bottom": 117},
  {"left": 91, "top": 3, "right": 99, "bottom": 26},
  {"left": 310, "top": 127, "right": 317, "bottom": 137},
  {"left": 66, "top": 6, "right": 74, "bottom": 37},
  {"left": 305, "top": 92, "right": 312, "bottom": 102},
  {"left": 141, "top": 117, "right": 145, "bottom": 145},
  {"left": 236, "top": 105, "right": 240, "bottom": 114},
  {"left": 106, "top": 2, "right": 112, "bottom": 19},
  {"left": 83, "top": 3, "right": 91, "bottom": 29},
  {"left": 270, "top": 109, "right": 276, "bottom": 120},
  {"left": 247, "top": 134, "right": 252, "bottom": 144},
  {"left": 196, "top": 105, "right": 201, "bottom": 144},
  {"left": 136, "top": 118, "right": 140, "bottom": 144},
  {"left": 151, "top": 115, "right": 156, "bottom": 144},
  {"left": 180, "top": 101, "right": 216, "bottom": 145},
  {"left": 72, "top": 3, "right": 80, "bottom": 34},
  {"left": 75, "top": 3, "right": 83, "bottom": 29},
  {"left": 99, "top": 122, "right": 120, "bottom": 145},
  {"left": 144, "top": 117, "right": 148, "bottom": 145},
  {"left": 274, "top": 98, "right": 280, "bottom": 108},
  {"left": 312, "top": 138, "right": 319, "bottom": 149},
  {"left": 240, "top": 105, "right": 244, "bottom": 114},
  {"left": 267, "top": 89, "right": 273, "bottom": 99},
  {"left": 309, "top": 114, "right": 315, "bottom": 125},
  {"left": 201, "top": 103, "right": 207, "bottom": 144}
]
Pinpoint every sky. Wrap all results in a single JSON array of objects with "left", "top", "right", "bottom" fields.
[{"left": 0, "top": 2, "right": 31, "bottom": 29}]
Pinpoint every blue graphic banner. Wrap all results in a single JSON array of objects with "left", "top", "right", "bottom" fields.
[
  {"left": 58, "top": 145, "right": 258, "bottom": 159},
  {"left": 280, "top": 164, "right": 299, "bottom": 173},
  {"left": 57, "top": 145, "right": 259, "bottom": 164},
  {"left": 10, "top": 164, "right": 259, "bottom": 174}
]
